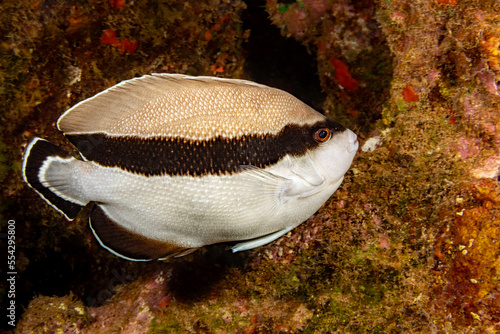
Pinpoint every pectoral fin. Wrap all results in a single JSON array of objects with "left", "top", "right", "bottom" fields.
[{"left": 238, "top": 165, "right": 292, "bottom": 208}]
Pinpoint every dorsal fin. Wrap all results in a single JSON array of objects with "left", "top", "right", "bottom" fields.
[
  {"left": 89, "top": 205, "right": 192, "bottom": 261},
  {"left": 56, "top": 73, "right": 324, "bottom": 140}
]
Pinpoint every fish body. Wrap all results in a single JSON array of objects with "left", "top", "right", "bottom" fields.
[{"left": 22, "top": 74, "right": 358, "bottom": 261}]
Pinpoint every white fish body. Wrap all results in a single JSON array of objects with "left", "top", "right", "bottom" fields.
[{"left": 22, "top": 74, "right": 358, "bottom": 261}]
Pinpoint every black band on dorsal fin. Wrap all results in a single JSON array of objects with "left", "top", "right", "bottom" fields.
[{"left": 89, "top": 205, "right": 190, "bottom": 261}]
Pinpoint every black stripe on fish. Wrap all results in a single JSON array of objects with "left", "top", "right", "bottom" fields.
[{"left": 66, "top": 119, "right": 345, "bottom": 177}]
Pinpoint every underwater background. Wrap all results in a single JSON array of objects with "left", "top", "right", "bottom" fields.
[{"left": 1, "top": 0, "right": 499, "bottom": 332}]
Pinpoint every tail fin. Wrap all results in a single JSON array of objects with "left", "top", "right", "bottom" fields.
[{"left": 22, "top": 137, "right": 86, "bottom": 220}]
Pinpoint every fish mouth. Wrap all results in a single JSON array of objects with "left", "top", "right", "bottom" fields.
[{"left": 347, "top": 130, "right": 359, "bottom": 153}]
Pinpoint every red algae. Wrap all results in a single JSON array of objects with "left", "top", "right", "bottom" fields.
[
  {"left": 100, "top": 28, "right": 118, "bottom": 45},
  {"left": 402, "top": 84, "right": 419, "bottom": 102},
  {"left": 109, "top": 0, "right": 125, "bottom": 10},
  {"left": 329, "top": 57, "right": 359, "bottom": 92},
  {"left": 100, "top": 29, "right": 138, "bottom": 54}
]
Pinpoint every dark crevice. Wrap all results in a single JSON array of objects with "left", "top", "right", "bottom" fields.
[{"left": 241, "top": 0, "right": 326, "bottom": 112}]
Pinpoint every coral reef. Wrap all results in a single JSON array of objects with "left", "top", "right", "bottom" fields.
[{"left": 2, "top": 0, "right": 500, "bottom": 333}]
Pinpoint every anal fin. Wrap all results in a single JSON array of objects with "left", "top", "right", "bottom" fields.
[
  {"left": 231, "top": 226, "right": 295, "bottom": 253},
  {"left": 90, "top": 205, "right": 192, "bottom": 261}
]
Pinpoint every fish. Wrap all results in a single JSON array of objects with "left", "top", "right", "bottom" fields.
[{"left": 22, "top": 73, "right": 358, "bottom": 261}]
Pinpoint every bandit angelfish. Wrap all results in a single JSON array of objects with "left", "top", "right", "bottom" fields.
[{"left": 22, "top": 74, "right": 358, "bottom": 261}]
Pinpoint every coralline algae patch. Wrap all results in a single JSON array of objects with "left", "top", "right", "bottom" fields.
[{"left": 432, "top": 180, "right": 500, "bottom": 327}]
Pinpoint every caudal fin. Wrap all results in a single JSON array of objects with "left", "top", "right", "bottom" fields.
[{"left": 22, "top": 137, "right": 86, "bottom": 220}]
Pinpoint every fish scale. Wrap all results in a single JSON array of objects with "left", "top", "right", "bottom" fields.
[{"left": 22, "top": 73, "right": 358, "bottom": 261}]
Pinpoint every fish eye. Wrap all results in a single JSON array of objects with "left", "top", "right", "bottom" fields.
[{"left": 313, "top": 128, "right": 331, "bottom": 143}]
